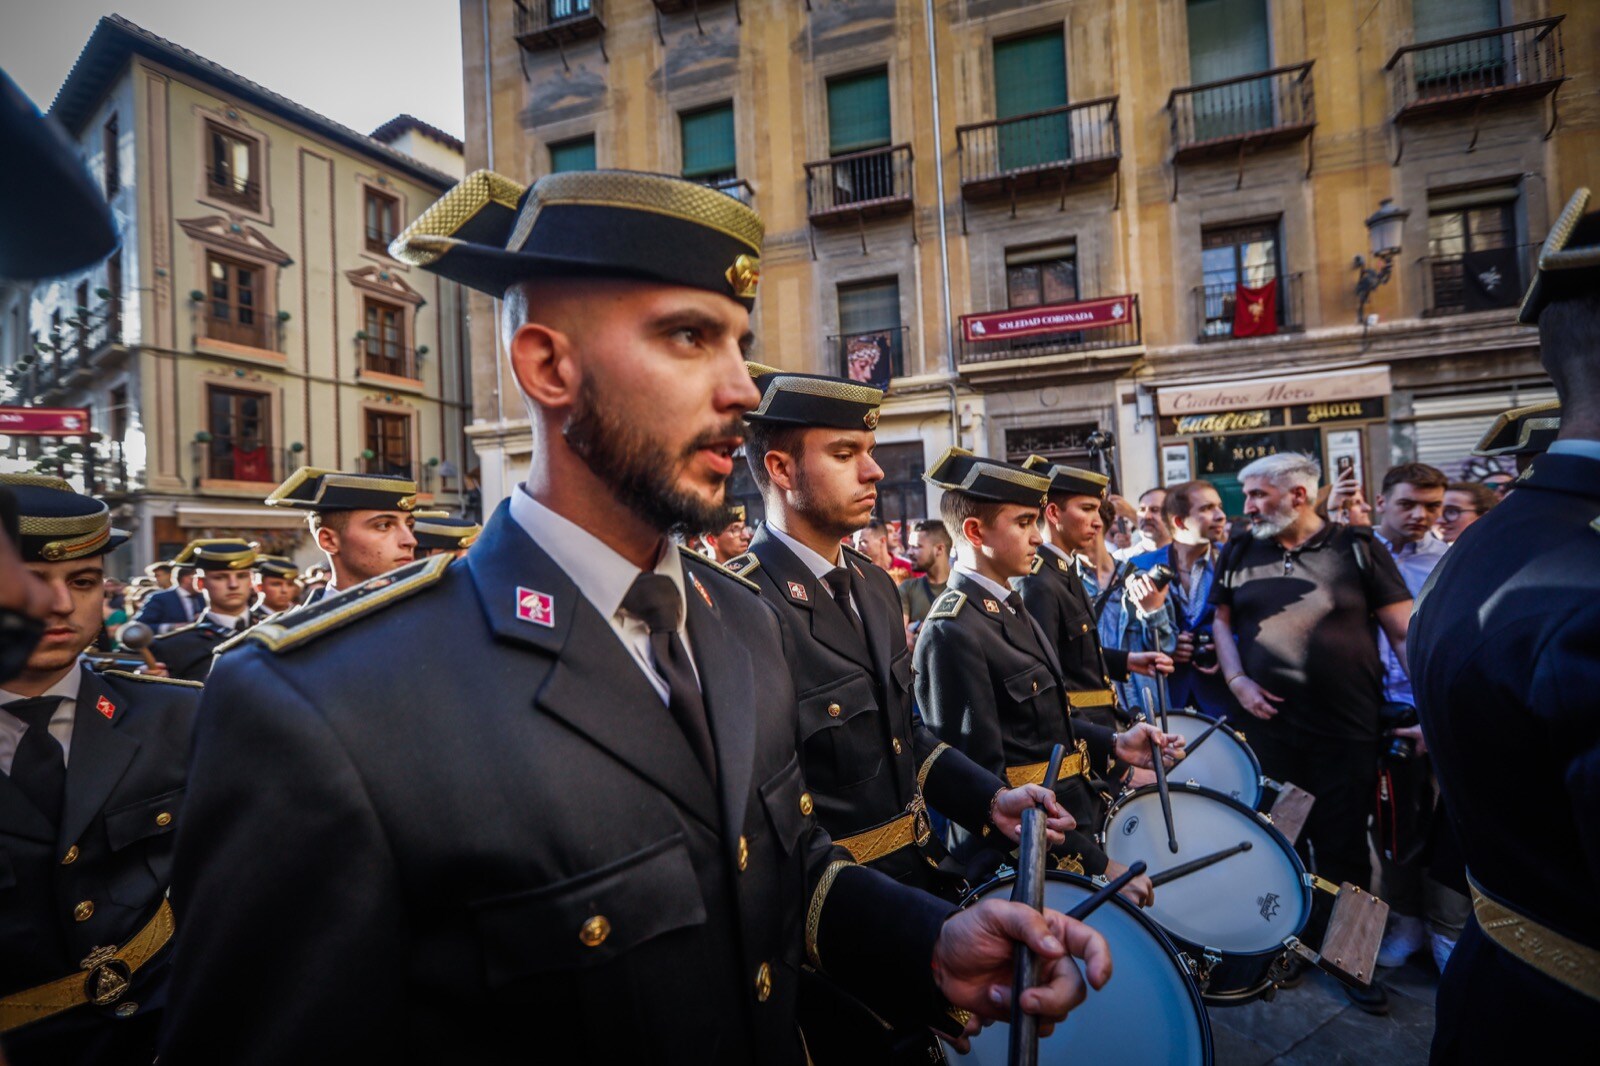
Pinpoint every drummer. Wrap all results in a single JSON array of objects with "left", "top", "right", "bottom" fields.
[{"left": 914, "top": 448, "right": 1181, "bottom": 904}]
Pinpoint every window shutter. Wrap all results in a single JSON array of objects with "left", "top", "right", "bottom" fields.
[
  {"left": 550, "top": 136, "right": 596, "bottom": 173},
  {"left": 1186, "top": 0, "right": 1270, "bottom": 83},
  {"left": 838, "top": 279, "right": 901, "bottom": 334},
  {"left": 681, "top": 104, "right": 736, "bottom": 180},
  {"left": 827, "top": 71, "right": 891, "bottom": 155},
  {"left": 1412, "top": 0, "right": 1499, "bottom": 43},
  {"left": 994, "top": 32, "right": 1067, "bottom": 119}
]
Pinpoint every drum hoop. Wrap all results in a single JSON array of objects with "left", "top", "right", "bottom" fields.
[
  {"left": 959, "top": 868, "right": 1214, "bottom": 1054},
  {"left": 1165, "top": 710, "right": 1265, "bottom": 783}
]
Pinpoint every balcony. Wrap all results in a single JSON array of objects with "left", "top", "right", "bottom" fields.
[
  {"left": 831, "top": 326, "right": 907, "bottom": 385},
  {"left": 1422, "top": 244, "right": 1535, "bottom": 318},
  {"left": 204, "top": 316, "right": 270, "bottom": 351},
  {"left": 361, "top": 343, "right": 421, "bottom": 384},
  {"left": 1387, "top": 18, "right": 1565, "bottom": 126},
  {"left": 702, "top": 176, "right": 754, "bottom": 206},
  {"left": 514, "top": 0, "right": 605, "bottom": 58},
  {"left": 957, "top": 294, "right": 1142, "bottom": 379},
  {"left": 958, "top": 97, "right": 1121, "bottom": 206},
  {"left": 365, "top": 225, "right": 399, "bottom": 256},
  {"left": 805, "top": 144, "right": 914, "bottom": 227},
  {"left": 205, "top": 170, "right": 261, "bottom": 212},
  {"left": 1194, "top": 273, "right": 1306, "bottom": 342},
  {"left": 1168, "top": 63, "right": 1315, "bottom": 177}
]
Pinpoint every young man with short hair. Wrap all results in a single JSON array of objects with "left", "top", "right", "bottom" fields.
[
  {"left": 698, "top": 503, "right": 751, "bottom": 563},
  {"left": 899, "top": 518, "right": 952, "bottom": 629},
  {"left": 149, "top": 539, "right": 261, "bottom": 683},
  {"left": 0, "top": 473, "right": 200, "bottom": 1065},
  {"left": 132, "top": 562, "right": 203, "bottom": 632},
  {"left": 251, "top": 555, "right": 301, "bottom": 618},
  {"left": 263, "top": 468, "right": 420, "bottom": 604},
  {"left": 1436, "top": 481, "right": 1498, "bottom": 544},
  {"left": 915, "top": 449, "right": 1180, "bottom": 905}
]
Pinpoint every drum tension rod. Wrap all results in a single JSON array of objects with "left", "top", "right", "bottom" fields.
[{"left": 1303, "top": 873, "right": 1341, "bottom": 896}]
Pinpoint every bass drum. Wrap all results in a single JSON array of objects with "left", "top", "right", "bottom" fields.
[
  {"left": 1101, "top": 785, "right": 1311, "bottom": 1004},
  {"left": 1159, "top": 710, "right": 1265, "bottom": 809},
  {"left": 946, "top": 870, "right": 1212, "bottom": 1065}
]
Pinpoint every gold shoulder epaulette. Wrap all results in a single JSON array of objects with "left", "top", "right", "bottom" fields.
[
  {"left": 723, "top": 551, "right": 761, "bottom": 578},
  {"left": 927, "top": 589, "right": 967, "bottom": 620},
  {"left": 100, "top": 669, "right": 205, "bottom": 688},
  {"left": 1028, "top": 554, "right": 1044, "bottom": 575},
  {"left": 150, "top": 620, "right": 200, "bottom": 642},
  {"left": 234, "top": 554, "right": 453, "bottom": 655},
  {"left": 1591, "top": 515, "right": 1600, "bottom": 535},
  {"left": 679, "top": 545, "right": 759, "bottom": 592}
]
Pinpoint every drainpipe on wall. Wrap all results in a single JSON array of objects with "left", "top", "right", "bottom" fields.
[
  {"left": 482, "top": 0, "right": 505, "bottom": 434},
  {"left": 923, "top": 0, "right": 961, "bottom": 449}
]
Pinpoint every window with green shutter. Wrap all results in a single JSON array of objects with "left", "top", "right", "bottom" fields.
[
  {"left": 681, "top": 103, "right": 736, "bottom": 182},
  {"left": 1185, "top": 0, "right": 1271, "bottom": 141},
  {"left": 826, "top": 70, "right": 891, "bottom": 156},
  {"left": 1412, "top": 0, "right": 1501, "bottom": 86},
  {"left": 993, "top": 30, "right": 1069, "bottom": 172},
  {"left": 549, "top": 135, "right": 596, "bottom": 173}
]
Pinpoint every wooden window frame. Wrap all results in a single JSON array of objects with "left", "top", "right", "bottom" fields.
[
  {"left": 363, "top": 407, "right": 414, "bottom": 480},
  {"left": 103, "top": 114, "right": 120, "bottom": 198},
  {"left": 361, "top": 295, "right": 412, "bottom": 378},
  {"left": 364, "top": 187, "right": 401, "bottom": 255},
  {"left": 205, "top": 121, "right": 262, "bottom": 211},
  {"left": 204, "top": 384, "right": 275, "bottom": 483},
  {"left": 204, "top": 252, "right": 268, "bottom": 350}
]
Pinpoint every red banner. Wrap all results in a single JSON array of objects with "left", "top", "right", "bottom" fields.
[
  {"left": 0, "top": 406, "right": 91, "bottom": 436},
  {"left": 1232, "top": 279, "right": 1279, "bottom": 338},
  {"left": 961, "top": 295, "right": 1135, "bottom": 343}
]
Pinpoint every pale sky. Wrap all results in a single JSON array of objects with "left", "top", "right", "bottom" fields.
[{"left": 0, "top": 1, "right": 465, "bottom": 141}]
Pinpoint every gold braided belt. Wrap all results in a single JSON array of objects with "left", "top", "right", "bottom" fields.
[
  {"left": 1468, "top": 874, "right": 1600, "bottom": 1003},
  {"left": 833, "top": 794, "right": 933, "bottom": 866},
  {"left": 1005, "top": 738, "right": 1091, "bottom": 788},
  {"left": 0, "top": 898, "right": 174, "bottom": 1033},
  {"left": 1066, "top": 688, "right": 1115, "bottom": 710}
]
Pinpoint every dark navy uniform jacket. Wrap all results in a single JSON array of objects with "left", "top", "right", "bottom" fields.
[
  {"left": 148, "top": 618, "right": 237, "bottom": 683},
  {"left": 130, "top": 588, "right": 198, "bottom": 631},
  {"left": 158, "top": 503, "right": 957, "bottom": 1065},
  {"left": 0, "top": 665, "right": 200, "bottom": 1066},
  {"left": 915, "top": 570, "right": 1117, "bottom": 874},
  {"left": 1412, "top": 450, "right": 1600, "bottom": 1050},
  {"left": 1016, "top": 544, "right": 1132, "bottom": 727}
]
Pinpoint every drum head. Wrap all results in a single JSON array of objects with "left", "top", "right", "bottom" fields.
[
  {"left": 1102, "top": 786, "right": 1309, "bottom": 956},
  {"left": 1162, "top": 710, "right": 1263, "bottom": 808},
  {"left": 949, "top": 872, "right": 1212, "bottom": 1065}
]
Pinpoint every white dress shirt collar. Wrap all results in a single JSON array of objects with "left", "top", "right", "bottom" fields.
[
  {"left": 953, "top": 562, "right": 1016, "bottom": 609},
  {"left": 764, "top": 522, "right": 842, "bottom": 581},
  {"left": 0, "top": 662, "right": 85, "bottom": 773}
]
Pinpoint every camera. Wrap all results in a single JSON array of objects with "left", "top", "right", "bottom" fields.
[
  {"left": 1191, "top": 629, "right": 1217, "bottom": 670},
  {"left": 1145, "top": 564, "right": 1174, "bottom": 591},
  {"left": 1378, "top": 701, "right": 1420, "bottom": 761}
]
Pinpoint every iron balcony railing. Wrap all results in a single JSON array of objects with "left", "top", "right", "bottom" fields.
[
  {"left": 1387, "top": 17, "right": 1565, "bottom": 122},
  {"left": 206, "top": 170, "right": 261, "bottom": 207},
  {"left": 958, "top": 296, "right": 1141, "bottom": 367},
  {"left": 1168, "top": 62, "right": 1315, "bottom": 161},
  {"left": 204, "top": 438, "right": 281, "bottom": 484},
  {"left": 831, "top": 325, "right": 907, "bottom": 383},
  {"left": 805, "top": 144, "right": 914, "bottom": 223},
  {"left": 365, "top": 224, "right": 399, "bottom": 251},
  {"left": 702, "top": 176, "right": 754, "bottom": 205},
  {"left": 362, "top": 343, "right": 419, "bottom": 380},
  {"left": 514, "top": 0, "right": 605, "bottom": 50},
  {"left": 361, "top": 457, "right": 416, "bottom": 480},
  {"left": 957, "top": 97, "right": 1120, "bottom": 199},
  {"left": 1194, "top": 272, "right": 1306, "bottom": 341},
  {"left": 1422, "top": 243, "right": 1537, "bottom": 317}
]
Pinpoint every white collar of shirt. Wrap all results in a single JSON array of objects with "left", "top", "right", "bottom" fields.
[
  {"left": 1373, "top": 528, "right": 1448, "bottom": 558},
  {"left": 1547, "top": 438, "right": 1600, "bottom": 463},
  {"left": 1039, "top": 541, "right": 1072, "bottom": 565},
  {"left": 205, "top": 610, "right": 249, "bottom": 629},
  {"left": 953, "top": 562, "right": 1017, "bottom": 609},
  {"left": 764, "top": 522, "right": 842, "bottom": 581},
  {"left": 0, "top": 664, "right": 85, "bottom": 773},
  {"left": 510, "top": 486, "right": 687, "bottom": 629}
]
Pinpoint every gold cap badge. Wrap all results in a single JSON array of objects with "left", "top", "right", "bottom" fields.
[
  {"left": 863, "top": 410, "right": 880, "bottom": 430},
  {"left": 726, "top": 254, "right": 760, "bottom": 299}
]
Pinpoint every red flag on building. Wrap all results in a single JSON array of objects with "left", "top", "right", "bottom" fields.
[
  {"left": 233, "top": 445, "right": 271, "bottom": 482},
  {"left": 1233, "top": 278, "right": 1279, "bottom": 337}
]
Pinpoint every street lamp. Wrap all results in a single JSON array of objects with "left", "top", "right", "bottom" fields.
[{"left": 1353, "top": 198, "right": 1410, "bottom": 327}]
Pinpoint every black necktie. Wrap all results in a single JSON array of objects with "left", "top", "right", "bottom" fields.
[
  {"left": 823, "top": 567, "right": 865, "bottom": 640},
  {"left": 5, "top": 697, "right": 66, "bottom": 826},
  {"left": 234, "top": 617, "right": 249, "bottom": 633},
  {"left": 1004, "top": 590, "right": 1025, "bottom": 615},
  {"left": 621, "top": 574, "right": 717, "bottom": 780}
]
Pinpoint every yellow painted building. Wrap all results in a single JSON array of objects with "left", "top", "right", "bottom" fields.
[
  {"left": 460, "top": 0, "right": 1594, "bottom": 518},
  {"left": 2, "top": 16, "right": 476, "bottom": 573}
]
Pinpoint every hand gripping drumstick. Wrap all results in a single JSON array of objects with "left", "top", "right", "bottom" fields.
[
  {"left": 1181, "top": 714, "right": 1229, "bottom": 757},
  {"left": 1148, "top": 841, "right": 1253, "bottom": 888},
  {"left": 1148, "top": 734, "right": 1179, "bottom": 854},
  {"left": 1066, "top": 860, "right": 1149, "bottom": 920},
  {"left": 1155, "top": 671, "right": 1172, "bottom": 734},
  {"left": 1008, "top": 743, "right": 1064, "bottom": 1066}
]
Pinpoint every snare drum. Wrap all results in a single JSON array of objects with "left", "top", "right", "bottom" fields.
[
  {"left": 1160, "top": 710, "right": 1264, "bottom": 809},
  {"left": 946, "top": 870, "right": 1212, "bottom": 1064},
  {"left": 1101, "top": 784, "right": 1311, "bottom": 1004}
]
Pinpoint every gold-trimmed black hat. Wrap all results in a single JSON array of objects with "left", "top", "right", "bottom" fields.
[
  {"left": 924, "top": 448, "right": 1050, "bottom": 508},
  {"left": 265, "top": 467, "right": 419, "bottom": 513},
  {"left": 1474, "top": 400, "right": 1561, "bottom": 458},
  {"left": 744, "top": 362, "right": 883, "bottom": 430},
  {"left": 725, "top": 504, "right": 747, "bottom": 525},
  {"left": 1021, "top": 454, "right": 1110, "bottom": 501},
  {"left": 1519, "top": 188, "right": 1600, "bottom": 324},
  {"left": 390, "top": 169, "right": 763, "bottom": 309},
  {"left": 412, "top": 512, "right": 481, "bottom": 553},
  {"left": 174, "top": 538, "right": 258, "bottom": 572},
  {"left": 0, "top": 473, "right": 129, "bottom": 562},
  {"left": 253, "top": 554, "right": 300, "bottom": 581}
]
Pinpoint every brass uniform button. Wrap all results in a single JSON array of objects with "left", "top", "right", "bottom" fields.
[
  {"left": 114, "top": 1002, "right": 139, "bottom": 1018},
  {"left": 892, "top": 737, "right": 902, "bottom": 755},
  {"left": 737, "top": 835, "right": 749, "bottom": 872},
  {"left": 155, "top": 811, "right": 172, "bottom": 827},
  {"left": 755, "top": 961, "right": 773, "bottom": 1002},
  {"left": 62, "top": 845, "right": 79, "bottom": 865},
  {"left": 1031, "top": 680, "right": 1038, "bottom": 692},
  {"left": 827, "top": 703, "right": 841, "bottom": 718},
  {"left": 579, "top": 915, "right": 610, "bottom": 948},
  {"left": 74, "top": 901, "right": 94, "bottom": 922},
  {"left": 799, "top": 792, "right": 814, "bottom": 817},
  {"left": 1081, "top": 623, "right": 1089, "bottom": 633}
]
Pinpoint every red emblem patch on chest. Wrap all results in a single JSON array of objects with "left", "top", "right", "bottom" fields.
[
  {"left": 983, "top": 599, "right": 1001, "bottom": 613},
  {"left": 691, "top": 573, "right": 713, "bottom": 608},
  {"left": 515, "top": 587, "right": 555, "bottom": 627},
  {"left": 96, "top": 695, "right": 115, "bottom": 719},
  {"left": 787, "top": 581, "right": 809, "bottom": 602}
]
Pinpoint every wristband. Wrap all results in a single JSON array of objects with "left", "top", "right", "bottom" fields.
[{"left": 1225, "top": 673, "right": 1245, "bottom": 686}]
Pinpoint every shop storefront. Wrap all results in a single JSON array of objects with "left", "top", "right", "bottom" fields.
[{"left": 1154, "top": 367, "right": 1391, "bottom": 516}]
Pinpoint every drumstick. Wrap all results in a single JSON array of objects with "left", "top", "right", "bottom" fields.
[
  {"left": 1149, "top": 841, "right": 1253, "bottom": 888},
  {"left": 1155, "top": 671, "right": 1171, "bottom": 733},
  {"left": 1065, "top": 860, "right": 1149, "bottom": 920},
  {"left": 1149, "top": 735, "right": 1179, "bottom": 854},
  {"left": 1008, "top": 744, "right": 1064, "bottom": 1066},
  {"left": 1182, "top": 714, "right": 1229, "bottom": 757},
  {"left": 118, "top": 620, "right": 161, "bottom": 672}
]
